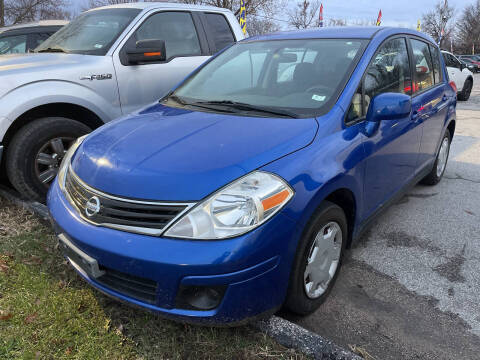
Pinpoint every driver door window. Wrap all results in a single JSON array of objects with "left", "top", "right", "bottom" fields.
[
  {"left": 135, "top": 11, "right": 201, "bottom": 60},
  {"left": 347, "top": 37, "right": 411, "bottom": 124}
]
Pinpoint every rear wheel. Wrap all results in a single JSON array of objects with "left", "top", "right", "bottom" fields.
[
  {"left": 284, "top": 201, "right": 347, "bottom": 315},
  {"left": 6, "top": 117, "right": 91, "bottom": 201},
  {"left": 458, "top": 78, "right": 472, "bottom": 101},
  {"left": 421, "top": 129, "right": 451, "bottom": 186}
]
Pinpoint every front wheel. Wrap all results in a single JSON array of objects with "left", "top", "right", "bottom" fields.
[
  {"left": 284, "top": 201, "right": 347, "bottom": 315},
  {"left": 6, "top": 117, "right": 91, "bottom": 202},
  {"left": 421, "top": 129, "right": 451, "bottom": 186}
]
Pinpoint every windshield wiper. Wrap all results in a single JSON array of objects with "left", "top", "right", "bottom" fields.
[
  {"left": 36, "top": 47, "right": 67, "bottom": 53},
  {"left": 192, "top": 100, "right": 298, "bottom": 118}
]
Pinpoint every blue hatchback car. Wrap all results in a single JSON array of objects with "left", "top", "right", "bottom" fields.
[{"left": 47, "top": 27, "right": 456, "bottom": 324}]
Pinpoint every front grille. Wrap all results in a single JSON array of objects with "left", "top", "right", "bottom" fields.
[
  {"left": 64, "top": 168, "right": 192, "bottom": 236},
  {"left": 96, "top": 266, "right": 158, "bottom": 305}
]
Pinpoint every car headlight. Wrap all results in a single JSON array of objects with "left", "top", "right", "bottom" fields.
[
  {"left": 57, "top": 135, "right": 87, "bottom": 192},
  {"left": 164, "top": 171, "right": 294, "bottom": 240}
]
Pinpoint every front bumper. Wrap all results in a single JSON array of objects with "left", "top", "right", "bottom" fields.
[{"left": 47, "top": 178, "right": 299, "bottom": 324}]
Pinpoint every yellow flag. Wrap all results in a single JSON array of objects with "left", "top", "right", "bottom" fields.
[
  {"left": 417, "top": 20, "right": 421, "bottom": 32},
  {"left": 239, "top": 0, "right": 247, "bottom": 35}
]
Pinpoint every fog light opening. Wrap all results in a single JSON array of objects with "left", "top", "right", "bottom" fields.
[{"left": 176, "top": 285, "right": 226, "bottom": 311}]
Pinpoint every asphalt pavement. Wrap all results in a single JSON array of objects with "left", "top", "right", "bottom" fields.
[{"left": 284, "top": 75, "right": 480, "bottom": 359}]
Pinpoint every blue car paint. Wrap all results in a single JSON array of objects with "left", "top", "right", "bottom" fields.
[
  {"left": 47, "top": 27, "right": 456, "bottom": 323},
  {"left": 71, "top": 108, "right": 318, "bottom": 201}
]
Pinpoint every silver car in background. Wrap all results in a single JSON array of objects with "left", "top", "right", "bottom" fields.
[
  {"left": 0, "top": 2, "right": 244, "bottom": 201},
  {"left": 0, "top": 20, "right": 68, "bottom": 55}
]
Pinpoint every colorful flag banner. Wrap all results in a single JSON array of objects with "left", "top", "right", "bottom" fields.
[
  {"left": 439, "top": 27, "right": 445, "bottom": 45},
  {"left": 239, "top": 0, "right": 246, "bottom": 35},
  {"left": 376, "top": 10, "right": 382, "bottom": 26},
  {"left": 319, "top": 3, "right": 324, "bottom": 27}
]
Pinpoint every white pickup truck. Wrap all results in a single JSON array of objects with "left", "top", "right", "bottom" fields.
[{"left": 0, "top": 3, "right": 244, "bottom": 200}]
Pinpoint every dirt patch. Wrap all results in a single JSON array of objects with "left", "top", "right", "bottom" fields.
[
  {"left": 433, "top": 254, "right": 466, "bottom": 283},
  {"left": 383, "top": 230, "right": 441, "bottom": 253},
  {"left": 0, "top": 198, "right": 42, "bottom": 238}
]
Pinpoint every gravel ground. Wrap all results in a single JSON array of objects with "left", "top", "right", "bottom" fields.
[{"left": 284, "top": 75, "right": 480, "bottom": 359}]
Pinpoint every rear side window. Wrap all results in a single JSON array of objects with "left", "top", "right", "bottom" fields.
[
  {"left": 429, "top": 45, "right": 443, "bottom": 84},
  {"left": 411, "top": 39, "right": 434, "bottom": 93},
  {"left": 135, "top": 11, "right": 201, "bottom": 59},
  {"left": 204, "top": 13, "right": 235, "bottom": 53}
]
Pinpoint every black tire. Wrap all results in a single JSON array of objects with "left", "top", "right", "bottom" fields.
[
  {"left": 421, "top": 129, "right": 451, "bottom": 186},
  {"left": 458, "top": 78, "right": 472, "bottom": 101},
  {"left": 284, "top": 201, "right": 347, "bottom": 315},
  {"left": 6, "top": 117, "right": 91, "bottom": 201}
]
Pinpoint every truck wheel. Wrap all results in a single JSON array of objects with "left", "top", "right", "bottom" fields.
[
  {"left": 6, "top": 117, "right": 91, "bottom": 202},
  {"left": 458, "top": 79, "right": 472, "bottom": 101},
  {"left": 421, "top": 129, "right": 451, "bottom": 186},
  {"left": 284, "top": 201, "right": 347, "bottom": 315}
]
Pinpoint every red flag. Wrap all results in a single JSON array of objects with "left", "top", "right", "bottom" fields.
[
  {"left": 376, "top": 10, "right": 382, "bottom": 26},
  {"left": 319, "top": 3, "right": 324, "bottom": 27}
]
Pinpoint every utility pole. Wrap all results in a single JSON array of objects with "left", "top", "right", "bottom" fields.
[{"left": 0, "top": 0, "right": 4, "bottom": 27}]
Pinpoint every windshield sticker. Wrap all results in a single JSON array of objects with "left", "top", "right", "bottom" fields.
[
  {"left": 312, "top": 94, "right": 326, "bottom": 102},
  {"left": 94, "top": 44, "right": 103, "bottom": 49}
]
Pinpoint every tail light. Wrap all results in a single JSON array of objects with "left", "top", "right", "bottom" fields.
[{"left": 449, "top": 81, "right": 457, "bottom": 93}]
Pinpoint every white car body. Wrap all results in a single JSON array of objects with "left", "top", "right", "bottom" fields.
[{"left": 441, "top": 50, "right": 473, "bottom": 95}]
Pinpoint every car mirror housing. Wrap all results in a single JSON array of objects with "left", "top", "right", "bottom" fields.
[
  {"left": 126, "top": 39, "right": 166, "bottom": 65},
  {"left": 367, "top": 92, "right": 412, "bottom": 122}
]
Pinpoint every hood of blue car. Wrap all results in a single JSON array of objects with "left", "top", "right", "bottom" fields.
[{"left": 71, "top": 104, "right": 318, "bottom": 201}]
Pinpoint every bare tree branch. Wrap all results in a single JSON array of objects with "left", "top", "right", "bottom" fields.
[
  {"left": 288, "top": 0, "right": 320, "bottom": 29},
  {"left": 247, "top": 16, "right": 280, "bottom": 36},
  {"left": 3, "top": 0, "right": 70, "bottom": 25},
  {"left": 421, "top": 0, "right": 455, "bottom": 48},
  {"left": 455, "top": 0, "right": 480, "bottom": 54}
]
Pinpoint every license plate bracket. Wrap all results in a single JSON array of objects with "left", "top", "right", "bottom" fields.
[{"left": 58, "top": 233, "right": 105, "bottom": 279}]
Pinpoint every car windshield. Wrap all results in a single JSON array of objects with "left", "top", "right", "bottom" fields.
[
  {"left": 35, "top": 8, "right": 140, "bottom": 55},
  {"left": 169, "top": 38, "right": 366, "bottom": 118}
]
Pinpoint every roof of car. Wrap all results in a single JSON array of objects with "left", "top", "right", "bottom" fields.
[
  {"left": 246, "top": 26, "right": 434, "bottom": 42},
  {"left": 0, "top": 20, "right": 68, "bottom": 33},
  {"left": 90, "top": 2, "right": 232, "bottom": 14}
]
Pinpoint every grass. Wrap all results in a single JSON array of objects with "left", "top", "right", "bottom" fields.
[{"left": 0, "top": 198, "right": 306, "bottom": 360}]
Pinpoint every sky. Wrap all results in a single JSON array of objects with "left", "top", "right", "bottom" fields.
[
  {"left": 276, "top": 0, "right": 469, "bottom": 29},
  {"left": 71, "top": 0, "right": 471, "bottom": 29}
]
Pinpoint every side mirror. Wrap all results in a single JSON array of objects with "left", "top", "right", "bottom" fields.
[
  {"left": 367, "top": 93, "right": 412, "bottom": 122},
  {"left": 126, "top": 39, "right": 166, "bottom": 65}
]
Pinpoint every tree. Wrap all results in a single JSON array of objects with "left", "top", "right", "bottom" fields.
[
  {"left": 84, "top": 0, "right": 144, "bottom": 11},
  {"left": 455, "top": 0, "right": 480, "bottom": 54},
  {"left": 288, "top": 0, "right": 320, "bottom": 29},
  {"left": 176, "top": 0, "right": 279, "bottom": 18},
  {"left": 247, "top": 16, "right": 279, "bottom": 36},
  {"left": 421, "top": 0, "right": 455, "bottom": 48},
  {"left": 1, "top": 0, "right": 5, "bottom": 27},
  {"left": 328, "top": 18, "right": 347, "bottom": 27},
  {"left": 1, "top": 0, "right": 70, "bottom": 26}
]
